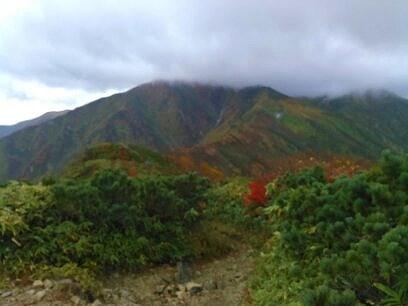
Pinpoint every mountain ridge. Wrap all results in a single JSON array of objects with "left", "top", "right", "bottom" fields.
[
  {"left": 0, "top": 110, "right": 70, "bottom": 139},
  {"left": 0, "top": 81, "right": 407, "bottom": 181}
]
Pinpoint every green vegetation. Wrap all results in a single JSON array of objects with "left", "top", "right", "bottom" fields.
[
  {"left": 0, "top": 170, "right": 210, "bottom": 291},
  {"left": 1, "top": 148, "right": 407, "bottom": 305},
  {"left": 251, "top": 151, "right": 408, "bottom": 305}
]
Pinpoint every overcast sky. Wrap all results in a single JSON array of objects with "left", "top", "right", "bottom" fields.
[{"left": 0, "top": 0, "right": 407, "bottom": 124}]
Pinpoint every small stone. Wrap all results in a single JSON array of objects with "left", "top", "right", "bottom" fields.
[
  {"left": 71, "top": 295, "right": 81, "bottom": 305},
  {"left": 34, "top": 290, "right": 47, "bottom": 301},
  {"left": 56, "top": 278, "right": 73, "bottom": 285},
  {"left": 1, "top": 291, "right": 13, "bottom": 298},
  {"left": 176, "top": 290, "right": 186, "bottom": 300},
  {"left": 91, "top": 299, "right": 103, "bottom": 306},
  {"left": 185, "top": 282, "right": 203, "bottom": 294},
  {"left": 32, "top": 280, "right": 44, "bottom": 288},
  {"left": 43, "top": 279, "right": 53, "bottom": 289},
  {"left": 177, "top": 284, "right": 186, "bottom": 292},
  {"left": 54, "top": 278, "right": 79, "bottom": 292},
  {"left": 26, "top": 289, "right": 36, "bottom": 295},
  {"left": 195, "top": 271, "right": 202, "bottom": 277}
]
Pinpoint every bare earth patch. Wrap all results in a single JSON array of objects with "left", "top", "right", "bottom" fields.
[{"left": 0, "top": 244, "right": 255, "bottom": 306}]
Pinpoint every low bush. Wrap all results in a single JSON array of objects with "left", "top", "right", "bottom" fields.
[
  {"left": 251, "top": 151, "right": 408, "bottom": 305},
  {"left": 204, "top": 178, "right": 267, "bottom": 232},
  {"left": 0, "top": 170, "right": 210, "bottom": 279}
]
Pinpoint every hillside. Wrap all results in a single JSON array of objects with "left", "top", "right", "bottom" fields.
[
  {"left": 0, "top": 110, "right": 69, "bottom": 139},
  {"left": 0, "top": 82, "right": 236, "bottom": 181},
  {"left": 170, "top": 88, "right": 408, "bottom": 176},
  {"left": 61, "top": 143, "right": 179, "bottom": 179},
  {"left": 0, "top": 81, "right": 407, "bottom": 182}
]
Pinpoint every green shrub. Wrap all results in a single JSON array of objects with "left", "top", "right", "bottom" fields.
[
  {"left": 0, "top": 170, "right": 210, "bottom": 278},
  {"left": 251, "top": 151, "right": 408, "bottom": 305},
  {"left": 205, "top": 178, "right": 267, "bottom": 231}
]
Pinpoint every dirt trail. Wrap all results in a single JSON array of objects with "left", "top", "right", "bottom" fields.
[
  {"left": 0, "top": 245, "right": 255, "bottom": 306},
  {"left": 105, "top": 244, "right": 255, "bottom": 305}
]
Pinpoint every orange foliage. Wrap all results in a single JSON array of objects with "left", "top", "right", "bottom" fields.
[
  {"left": 127, "top": 163, "right": 138, "bottom": 177},
  {"left": 173, "top": 154, "right": 195, "bottom": 170},
  {"left": 262, "top": 153, "right": 371, "bottom": 183},
  {"left": 199, "top": 162, "right": 224, "bottom": 180},
  {"left": 170, "top": 148, "right": 371, "bottom": 184}
]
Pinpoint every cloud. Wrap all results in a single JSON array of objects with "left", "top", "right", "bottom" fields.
[
  {"left": 0, "top": 0, "right": 408, "bottom": 123},
  {"left": 0, "top": 74, "right": 115, "bottom": 124}
]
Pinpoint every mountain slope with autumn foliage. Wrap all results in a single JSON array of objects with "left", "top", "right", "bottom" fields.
[
  {"left": 0, "top": 81, "right": 407, "bottom": 181},
  {"left": 170, "top": 89, "right": 408, "bottom": 177},
  {"left": 61, "top": 143, "right": 180, "bottom": 179}
]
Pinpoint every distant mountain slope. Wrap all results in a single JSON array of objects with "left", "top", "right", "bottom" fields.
[
  {"left": 0, "top": 110, "right": 69, "bottom": 138},
  {"left": 0, "top": 82, "right": 236, "bottom": 180},
  {"left": 0, "top": 81, "right": 407, "bottom": 181},
  {"left": 171, "top": 89, "right": 408, "bottom": 176},
  {"left": 311, "top": 90, "right": 408, "bottom": 151}
]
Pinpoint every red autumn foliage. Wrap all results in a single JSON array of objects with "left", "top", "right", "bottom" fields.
[{"left": 244, "top": 181, "right": 267, "bottom": 207}]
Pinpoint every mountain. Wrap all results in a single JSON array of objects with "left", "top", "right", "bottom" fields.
[
  {"left": 0, "top": 110, "right": 70, "bottom": 139},
  {"left": 0, "top": 81, "right": 407, "bottom": 182}
]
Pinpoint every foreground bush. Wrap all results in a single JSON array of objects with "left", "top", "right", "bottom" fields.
[
  {"left": 251, "top": 151, "right": 408, "bottom": 305},
  {"left": 0, "top": 170, "right": 210, "bottom": 277}
]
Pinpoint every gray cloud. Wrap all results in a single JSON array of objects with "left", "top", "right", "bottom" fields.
[{"left": 0, "top": 0, "right": 408, "bottom": 97}]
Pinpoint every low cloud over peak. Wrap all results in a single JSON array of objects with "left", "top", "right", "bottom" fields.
[{"left": 0, "top": 0, "right": 408, "bottom": 123}]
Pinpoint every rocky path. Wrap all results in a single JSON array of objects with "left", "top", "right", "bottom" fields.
[{"left": 0, "top": 245, "right": 255, "bottom": 306}]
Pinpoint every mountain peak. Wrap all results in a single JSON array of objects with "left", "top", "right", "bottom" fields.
[
  {"left": 130, "top": 80, "right": 290, "bottom": 97},
  {"left": 131, "top": 80, "right": 235, "bottom": 92},
  {"left": 239, "top": 85, "right": 288, "bottom": 100}
]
